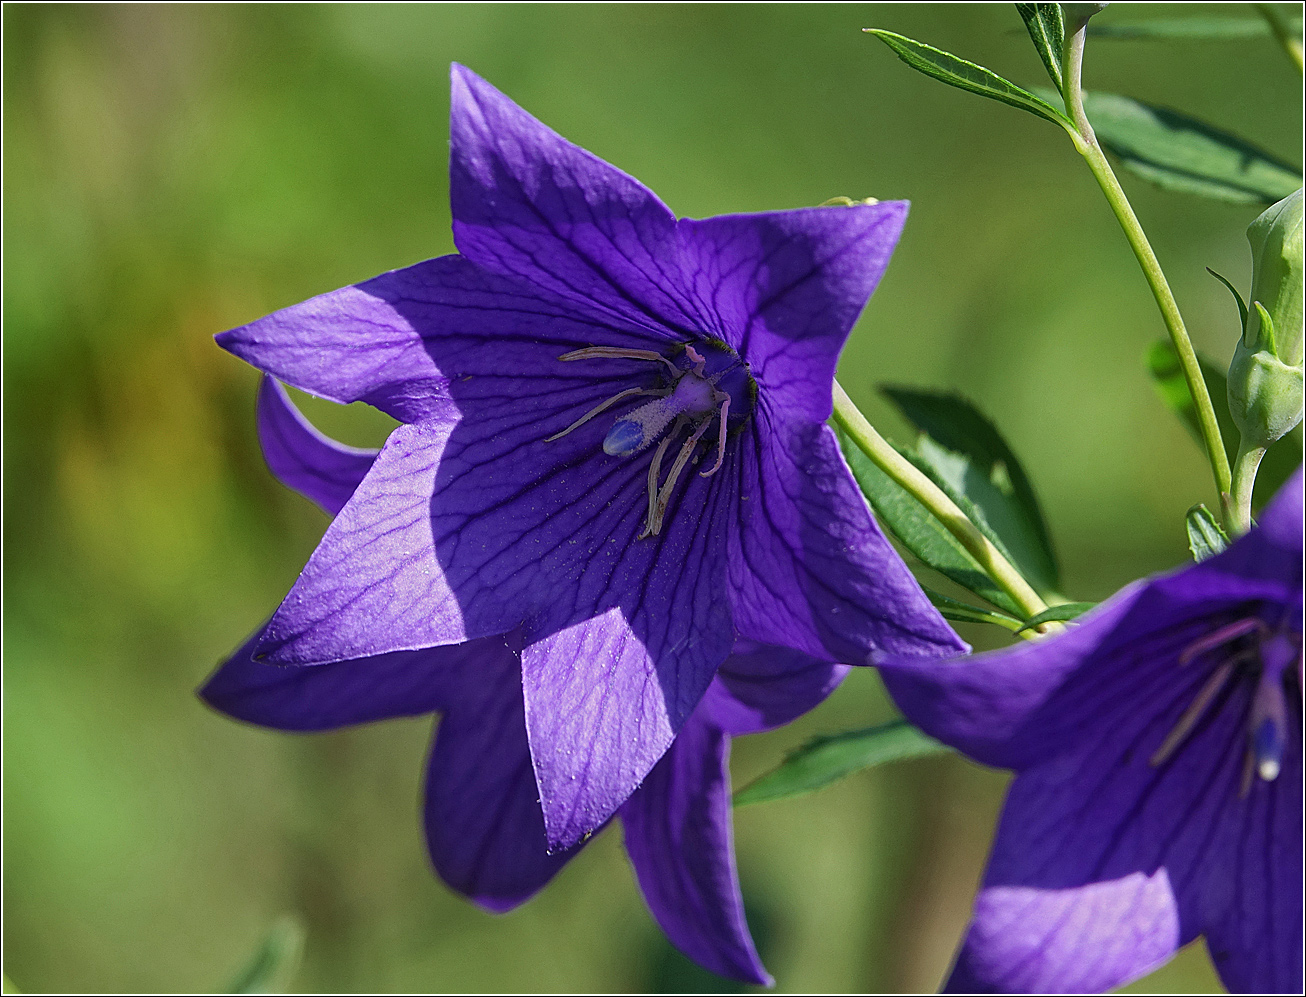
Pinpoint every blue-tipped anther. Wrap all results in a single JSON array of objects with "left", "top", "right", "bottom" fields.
[
  {"left": 604, "top": 419, "right": 645, "bottom": 456},
  {"left": 1250, "top": 641, "right": 1291, "bottom": 783},
  {"left": 1253, "top": 716, "right": 1284, "bottom": 781}
]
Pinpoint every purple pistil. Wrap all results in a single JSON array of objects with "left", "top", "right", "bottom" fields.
[
  {"left": 550, "top": 343, "right": 748, "bottom": 538},
  {"left": 1154, "top": 616, "right": 1302, "bottom": 794}
]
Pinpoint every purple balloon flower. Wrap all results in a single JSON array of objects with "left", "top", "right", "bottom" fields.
[
  {"left": 203, "top": 65, "right": 964, "bottom": 982},
  {"left": 878, "top": 469, "right": 1304, "bottom": 994}
]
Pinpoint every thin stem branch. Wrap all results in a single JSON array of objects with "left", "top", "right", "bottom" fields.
[
  {"left": 1229, "top": 442, "right": 1267, "bottom": 536},
  {"left": 1059, "top": 15, "right": 1234, "bottom": 522},
  {"left": 831, "top": 382, "right": 1051, "bottom": 623},
  {"left": 1258, "top": 3, "right": 1304, "bottom": 73}
]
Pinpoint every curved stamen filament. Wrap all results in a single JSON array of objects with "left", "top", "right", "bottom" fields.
[
  {"left": 559, "top": 347, "right": 682, "bottom": 379},
  {"left": 1178, "top": 617, "right": 1266, "bottom": 665},
  {"left": 699, "top": 395, "right": 730, "bottom": 478},
  {"left": 1151, "top": 659, "right": 1239, "bottom": 767},
  {"left": 545, "top": 386, "right": 668, "bottom": 442}
]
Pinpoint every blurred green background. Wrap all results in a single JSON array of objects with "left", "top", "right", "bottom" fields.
[{"left": 3, "top": 3, "right": 1300, "bottom": 992}]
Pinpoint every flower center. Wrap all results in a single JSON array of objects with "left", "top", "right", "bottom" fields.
[
  {"left": 544, "top": 340, "right": 754, "bottom": 538},
  {"left": 1151, "top": 615, "right": 1303, "bottom": 795}
]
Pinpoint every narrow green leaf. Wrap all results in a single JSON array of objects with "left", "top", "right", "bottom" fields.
[
  {"left": 1014, "top": 601, "right": 1098, "bottom": 633},
  {"left": 1016, "top": 3, "right": 1066, "bottom": 89},
  {"left": 1082, "top": 91, "right": 1301, "bottom": 205},
  {"left": 883, "top": 387, "right": 1060, "bottom": 595},
  {"left": 1145, "top": 340, "right": 1238, "bottom": 466},
  {"left": 1186, "top": 504, "right": 1230, "bottom": 561},
  {"left": 836, "top": 427, "right": 1024, "bottom": 616},
  {"left": 1145, "top": 340, "right": 1302, "bottom": 507},
  {"left": 923, "top": 585, "right": 1025, "bottom": 632},
  {"left": 227, "top": 917, "right": 305, "bottom": 994},
  {"left": 734, "top": 719, "right": 948, "bottom": 807},
  {"left": 864, "top": 29, "right": 1073, "bottom": 128},
  {"left": 900, "top": 443, "right": 1044, "bottom": 607},
  {"left": 1088, "top": 17, "right": 1301, "bottom": 40},
  {"left": 1206, "top": 267, "right": 1249, "bottom": 334}
]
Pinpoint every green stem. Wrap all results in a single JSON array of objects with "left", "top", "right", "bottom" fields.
[
  {"left": 831, "top": 381, "right": 1051, "bottom": 623},
  {"left": 1258, "top": 3, "right": 1304, "bottom": 73},
  {"left": 1229, "top": 441, "right": 1267, "bottom": 536},
  {"left": 1060, "top": 16, "right": 1234, "bottom": 523}
]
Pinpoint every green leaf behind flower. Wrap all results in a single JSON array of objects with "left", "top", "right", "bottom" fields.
[
  {"left": 1014, "top": 601, "right": 1097, "bottom": 633},
  {"left": 864, "top": 29, "right": 1074, "bottom": 128},
  {"left": 1145, "top": 339, "right": 1239, "bottom": 466},
  {"left": 1146, "top": 340, "right": 1302, "bottom": 506},
  {"left": 923, "top": 585, "right": 1025, "bottom": 632},
  {"left": 1081, "top": 91, "right": 1301, "bottom": 205},
  {"left": 1016, "top": 3, "right": 1066, "bottom": 89},
  {"left": 836, "top": 427, "right": 1025, "bottom": 617},
  {"left": 882, "top": 387, "right": 1061, "bottom": 596},
  {"left": 734, "top": 719, "right": 948, "bottom": 807},
  {"left": 1088, "top": 17, "right": 1302, "bottom": 40},
  {"left": 1186, "top": 504, "right": 1230, "bottom": 561}
]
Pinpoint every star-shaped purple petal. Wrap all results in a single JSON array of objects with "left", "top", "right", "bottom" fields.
[{"left": 206, "top": 64, "right": 967, "bottom": 983}]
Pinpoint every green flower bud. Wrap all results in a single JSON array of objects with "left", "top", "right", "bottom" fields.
[
  {"left": 1228, "top": 189, "right": 1304, "bottom": 446},
  {"left": 1246, "top": 188, "right": 1303, "bottom": 366}
]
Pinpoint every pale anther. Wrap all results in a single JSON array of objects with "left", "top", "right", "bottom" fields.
[
  {"left": 545, "top": 386, "right": 667, "bottom": 442},
  {"left": 559, "top": 346, "right": 682, "bottom": 379},
  {"left": 648, "top": 417, "right": 714, "bottom": 536},
  {"left": 639, "top": 434, "right": 676, "bottom": 540},
  {"left": 699, "top": 395, "right": 730, "bottom": 478}
]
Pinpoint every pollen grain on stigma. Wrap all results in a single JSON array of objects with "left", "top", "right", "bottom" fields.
[
  {"left": 545, "top": 342, "right": 753, "bottom": 538},
  {"left": 1150, "top": 614, "right": 1303, "bottom": 795}
]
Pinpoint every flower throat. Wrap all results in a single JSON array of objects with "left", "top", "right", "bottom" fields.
[
  {"left": 545, "top": 341, "right": 753, "bottom": 538},
  {"left": 1151, "top": 615, "right": 1302, "bottom": 795}
]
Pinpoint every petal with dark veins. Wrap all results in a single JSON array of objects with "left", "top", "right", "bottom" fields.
[
  {"left": 1200, "top": 708, "right": 1302, "bottom": 994},
  {"left": 423, "top": 631, "right": 581, "bottom": 912},
  {"left": 943, "top": 677, "right": 1241, "bottom": 992},
  {"left": 677, "top": 202, "right": 907, "bottom": 422},
  {"left": 701, "top": 639, "right": 849, "bottom": 736},
  {"left": 218, "top": 254, "right": 669, "bottom": 424},
  {"left": 200, "top": 627, "right": 509, "bottom": 731},
  {"left": 257, "top": 376, "right": 378, "bottom": 517},
  {"left": 728, "top": 419, "right": 964, "bottom": 666},
  {"left": 253, "top": 344, "right": 725, "bottom": 665},
  {"left": 621, "top": 710, "right": 771, "bottom": 985},
  {"left": 520, "top": 456, "right": 734, "bottom": 850},
  {"left": 450, "top": 65, "right": 697, "bottom": 340}
]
